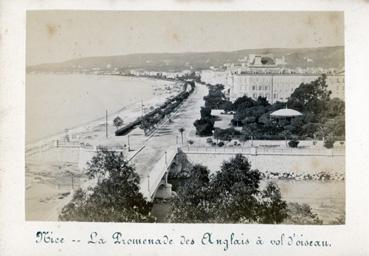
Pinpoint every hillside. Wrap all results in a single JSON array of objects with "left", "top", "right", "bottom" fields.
[{"left": 27, "top": 46, "right": 344, "bottom": 73}]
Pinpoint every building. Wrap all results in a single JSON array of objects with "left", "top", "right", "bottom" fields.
[
  {"left": 200, "top": 70, "right": 231, "bottom": 86},
  {"left": 200, "top": 69, "right": 344, "bottom": 103},
  {"left": 229, "top": 73, "right": 345, "bottom": 103},
  {"left": 326, "top": 73, "right": 345, "bottom": 99},
  {"left": 200, "top": 52, "right": 344, "bottom": 103}
]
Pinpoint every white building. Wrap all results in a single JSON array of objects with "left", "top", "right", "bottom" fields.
[
  {"left": 327, "top": 74, "right": 345, "bottom": 100},
  {"left": 200, "top": 70, "right": 232, "bottom": 87},
  {"left": 199, "top": 69, "right": 345, "bottom": 103},
  {"left": 229, "top": 73, "right": 345, "bottom": 103}
]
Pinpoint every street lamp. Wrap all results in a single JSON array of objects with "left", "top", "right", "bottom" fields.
[{"left": 127, "top": 135, "right": 131, "bottom": 151}]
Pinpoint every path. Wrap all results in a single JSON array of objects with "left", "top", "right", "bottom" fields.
[{"left": 130, "top": 83, "right": 208, "bottom": 193}]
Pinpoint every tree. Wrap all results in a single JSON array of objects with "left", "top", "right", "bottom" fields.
[
  {"left": 140, "top": 116, "right": 157, "bottom": 135},
  {"left": 210, "top": 155, "right": 261, "bottom": 222},
  {"left": 59, "top": 149, "right": 154, "bottom": 222},
  {"left": 194, "top": 106, "right": 214, "bottom": 137},
  {"left": 287, "top": 75, "right": 331, "bottom": 118},
  {"left": 259, "top": 182, "right": 288, "bottom": 224},
  {"left": 243, "top": 125, "right": 256, "bottom": 146},
  {"left": 239, "top": 133, "right": 249, "bottom": 146},
  {"left": 222, "top": 100, "right": 234, "bottom": 113},
  {"left": 324, "top": 116, "right": 345, "bottom": 138},
  {"left": 326, "top": 98, "right": 345, "bottom": 118},
  {"left": 203, "top": 84, "right": 226, "bottom": 109},
  {"left": 233, "top": 95, "right": 256, "bottom": 110},
  {"left": 194, "top": 119, "right": 214, "bottom": 136},
  {"left": 170, "top": 164, "right": 212, "bottom": 223},
  {"left": 170, "top": 154, "right": 290, "bottom": 224},
  {"left": 178, "top": 128, "right": 185, "bottom": 146},
  {"left": 257, "top": 96, "right": 270, "bottom": 107},
  {"left": 210, "top": 154, "right": 288, "bottom": 223},
  {"left": 200, "top": 106, "right": 212, "bottom": 119},
  {"left": 113, "top": 116, "right": 124, "bottom": 130},
  {"left": 281, "top": 130, "right": 292, "bottom": 147}
]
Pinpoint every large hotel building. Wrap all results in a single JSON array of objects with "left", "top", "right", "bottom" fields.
[{"left": 200, "top": 54, "right": 344, "bottom": 103}]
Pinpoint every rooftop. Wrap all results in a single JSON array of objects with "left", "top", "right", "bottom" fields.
[{"left": 270, "top": 108, "right": 303, "bottom": 117}]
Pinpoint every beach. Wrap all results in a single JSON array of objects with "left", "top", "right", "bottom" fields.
[
  {"left": 26, "top": 73, "right": 180, "bottom": 143},
  {"left": 25, "top": 73, "right": 181, "bottom": 220}
]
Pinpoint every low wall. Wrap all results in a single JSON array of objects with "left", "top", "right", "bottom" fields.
[
  {"left": 186, "top": 152, "right": 345, "bottom": 175},
  {"left": 182, "top": 146, "right": 345, "bottom": 156}
]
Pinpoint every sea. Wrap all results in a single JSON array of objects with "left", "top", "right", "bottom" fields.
[{"left": 26, "top": 73, "right": 170, "bottom": 144}]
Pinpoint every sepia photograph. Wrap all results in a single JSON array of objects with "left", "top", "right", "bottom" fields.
[{"left": 25, "top": 11, "right": 345, "bottom": 224}]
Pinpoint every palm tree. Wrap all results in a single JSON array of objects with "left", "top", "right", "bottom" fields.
[
  {"left": 178, "top": 128, "right": 185, "bottom": 146},
  {"left": 243, "top": 126, "right": 254, "bottom": 146}
]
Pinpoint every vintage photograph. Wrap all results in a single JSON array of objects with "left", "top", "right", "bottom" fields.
[{"left": 26, "top": 11, "right": 345, "bottom": 224}]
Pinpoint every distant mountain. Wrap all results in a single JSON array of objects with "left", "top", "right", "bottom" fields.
[{"left": 27, "top": 46, "right": 344, "bottom": 73}]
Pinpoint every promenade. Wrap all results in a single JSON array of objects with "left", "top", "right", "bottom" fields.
[{"left": 128, "top": 83, "right": 208, "bottom": 198}]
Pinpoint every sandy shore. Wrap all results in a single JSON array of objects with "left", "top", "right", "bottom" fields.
[{"left": 25, "top": 77, "right": 183, "bottom": 221}]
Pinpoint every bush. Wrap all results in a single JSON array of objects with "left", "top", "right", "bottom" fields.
[
  {"left": 194, "top": 118, "right": 214, "bottom": 136},
  {"left": 213, "top": 127, "right": 241, "bottom": 142},
  {"left": 283, "top": 203, "right": 322, "bottom": 225},
  {"left": 217, "top": 141, "right": 225, "bottom": 147},
  {"left": 324, "top": 136, "right": 335, "bottom": 149},
  {"left": 113, "top": 116, "right": 124, "bottom": 129},
  {"left": 200, "top": 106, "right": 212, "bottom": 119},
  {"left": 288, "top": 140, "right": 299, "bottom": 148}
]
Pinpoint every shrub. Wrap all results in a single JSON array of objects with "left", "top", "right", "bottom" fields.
[
  {"left": 200, "top": 106, "right": 212, "bottom": 119},
  {"left": 193, "top": 118, "right": 214, "bottom": 136},
  {"left": 218, "top": 141, "right": 225, "bottom": 147},
  {"left": 213, "top": 127, "right": 241, "bottom": 142},
  {"left": 288, "top": 140, "right": 299, "bottom": 148},
  {"left": 324, "top": 135, "right": 335, "bottom": 149},
  {"left": 283, "top": 203, "right": 322, "bottom": 225},
  {"left": 113, "top": 116, "right": 124, "bottom": 130}
]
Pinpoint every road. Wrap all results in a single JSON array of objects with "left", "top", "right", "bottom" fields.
[{"left": 130, "top": 82, "right": 208, "bottom": 182}]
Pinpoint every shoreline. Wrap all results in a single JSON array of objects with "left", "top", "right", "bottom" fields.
[
  {"left": 26, "top": 74, "right": 181, "bottom": 149},
  {"left": 25, "top": 74, "right": 185, "bottom": 220}
]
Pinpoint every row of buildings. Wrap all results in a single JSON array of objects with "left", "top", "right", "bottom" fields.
[
  {"left": 128, "top": 69, "right": 195, "bottom": 80},
  {"left": 201, "top": 54, "right": 344, "bottom": 103}
]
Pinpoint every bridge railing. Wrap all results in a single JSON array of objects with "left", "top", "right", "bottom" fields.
[{"left": 139, "top": 148, "right": 177, "bottom": 200}]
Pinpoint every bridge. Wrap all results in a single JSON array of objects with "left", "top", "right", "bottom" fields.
[
  {"left": 136, "top": 147, "right": 178, "bottom": 201},
  {"left": 123, "top": 82, "right": 207, "bottom": 202}
]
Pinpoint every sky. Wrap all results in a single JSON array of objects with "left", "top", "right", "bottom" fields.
[{"left": 26, "top": 11, "right": 344, "bottom": 66}]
